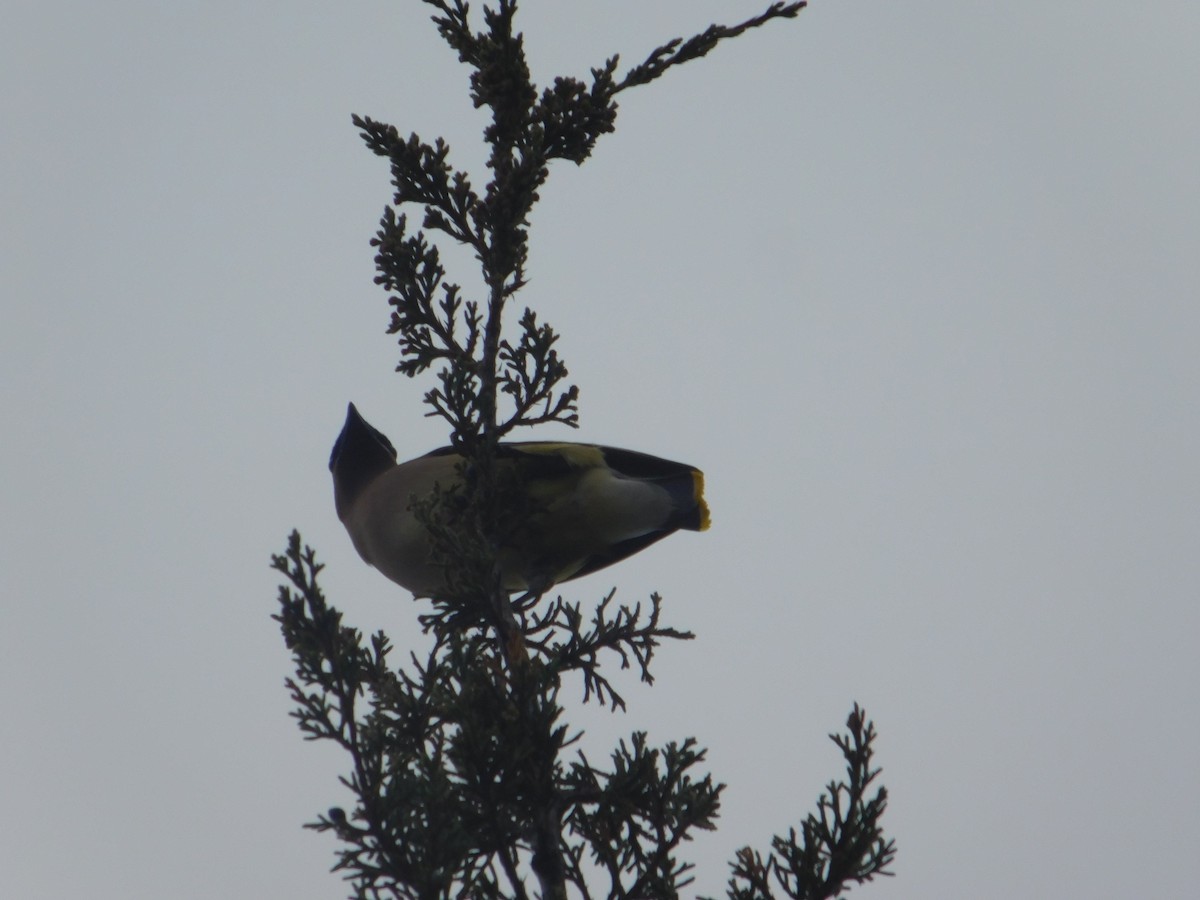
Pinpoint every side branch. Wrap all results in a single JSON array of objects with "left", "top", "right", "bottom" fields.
[
  {"left": 527, "top": 591, "right": 694, "bottom": 711},
  {"left": 615, "top": 2, "right": 808, "bottom": 93},
  {"left": 719, "top": 705, "right": 896, "bottom": 900}
]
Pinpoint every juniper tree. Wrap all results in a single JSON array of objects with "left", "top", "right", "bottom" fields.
[{"left": 273, "top": 2, "right": 895, "bottom": 898}]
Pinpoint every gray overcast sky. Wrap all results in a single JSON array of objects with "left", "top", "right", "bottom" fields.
[{"left": 3, "top": 2, "right": 1198, "bottom": 898}]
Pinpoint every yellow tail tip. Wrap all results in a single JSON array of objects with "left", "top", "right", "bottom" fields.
[{"left": 693, "top": 470, "right": 711, "bottom": 531}]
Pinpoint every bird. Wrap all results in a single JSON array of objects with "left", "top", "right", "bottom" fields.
[{"left": 329, "top": 403, "right": 710, "bottom": 597}]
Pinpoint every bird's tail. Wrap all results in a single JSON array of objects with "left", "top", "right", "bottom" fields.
[{"left": 657, "top": 469, "right": 710, "bottom": 532}]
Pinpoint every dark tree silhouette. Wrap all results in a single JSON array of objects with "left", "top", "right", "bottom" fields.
[{"left": 273, "top": 3, "right": 894, "bottom": 898}]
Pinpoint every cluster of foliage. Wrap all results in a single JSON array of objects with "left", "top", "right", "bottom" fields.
[{"left": 274, "top": 2, "right": 894, "bottom": 898}]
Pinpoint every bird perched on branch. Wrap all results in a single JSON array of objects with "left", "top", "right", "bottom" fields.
[{"left": 330, "top": 403, "right": 710, "bottom": 597}]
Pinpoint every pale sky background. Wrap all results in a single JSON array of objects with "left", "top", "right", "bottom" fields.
[{"left": 3, "top": 2, "right": 1198, "bottom": 898}]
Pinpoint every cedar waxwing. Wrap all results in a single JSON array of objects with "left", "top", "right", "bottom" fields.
[{"left": 330, "top": 403, "right": 710, "bottom": 596}]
